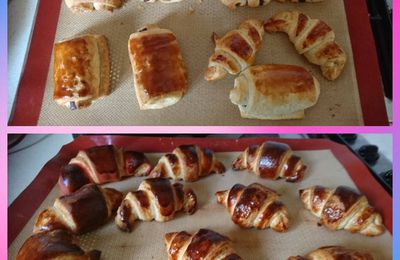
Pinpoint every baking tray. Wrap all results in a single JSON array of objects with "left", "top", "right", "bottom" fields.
[
  {"left": 9, "top": 0, "right": 388, "bottom": 126},
  {"left": 8, "top": 136, "right": 392, "bottom": 259}
]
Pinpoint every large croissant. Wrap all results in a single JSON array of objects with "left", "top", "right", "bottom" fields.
[
  {"left": 264, "top": 11, "right": 347, "bottom": 80},
  {"left": 204, "top": 19, "right": 265, "bottom": 81},
  {"left": 149, "top": 145, "right": 226, "bottom": 182},
  {"left": 115, "top": 178, "right": 197, "bottom": 232},
  {"left": 164, "top": 229, "right": 243, "bottom": 260},
  {"left": 233, "top": 141, "right": 306, "bottom": 182},
  {"left": 300, "top": 185, "right": 385, "bottom": 236},
  {"left": 288, "top": 246, "right": 374, "bottom": 260},
  {"left": 59, "top": 145, "right": 152, "bottom": 194},
  {"left": 34, "top": 184, "right": 122, "bottom": 235},
  {"left": 216, "top": 183, "right": 289, "bottom": 232},
  {"left": 16, "top": 230, "right": 101, "bottom": 260}
]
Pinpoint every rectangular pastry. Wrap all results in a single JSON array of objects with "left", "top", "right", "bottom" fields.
[
  {"left": 128, "top": 25, "right": 188, "bottom": 110},
  {"left": 64, "top": 0, "right": 125, "bottom": 12},
  {"left": 229, "top": 64, "right": 320, "bottom": 120},
  {"left": 53, "top": 34, "right": 110, "bottom": 110}
]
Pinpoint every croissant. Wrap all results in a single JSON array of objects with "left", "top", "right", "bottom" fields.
[
  {"left": 216, "top": 183, "right": 289, "bottom": 232},
  {"left": 164, "top": 229, "right": 243, "bottom": 260},
  {"left": 288, "top": 246, "right": 374, "bottom": 260},
  {"left": 204, "top": 19, "right": 265, "bottom": 81},
  {"left": 232, "top": 141, "right": 306, "bottom": 182},
  {"left": 299, "top": 185, "right": 385, "bottom": 236},
  {"left": 115, "top": 178, "right": 197, "bottom": 232},
  {"left": 34, "top": 184, "right": 123, "bottom": 235},
  {"left": 149, "top": 145, "right": 226, "bottom": 182},
  {"left": 16, "top": 230, "right": 101, "bottom": 260},
  {"left": 264, "top": 11, "right": 347, "bottom": 80},
  {"left": 59, "top": 145, "right": 152, "bottom": 194},
  {"left": 64, "top": 0, "right": 125, "bottom": 12}
]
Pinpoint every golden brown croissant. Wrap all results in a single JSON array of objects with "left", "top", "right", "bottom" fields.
[
  {"left": 164, "top": 229, "right": 243, "bottom": 260},
  {"left": 34, "top": 184, "right": 122, "bottom": 235},
  {"left": 115, "top": 178, "right": 197, "bottom": 232},
  {"left": 149, "top": 145, "right": 226, "bottom": 182},
  {"left": 288, "top": 246, "right": 374, "bottom": 260},
  {"left": 300, "top": 185, "right": 385, "bottom": 236},
  {"left": 59, "top": 145, "right": 152, "bottom": 194},
  {"left": 264, "top": 11, "right": 347, "bottom": 80},
  {"left": 233, "top": 141, "right": 306, "bottom": 182},
  {"left": 16, "top": 230, "right": 101, "bottom": 260},
  {"left": 216, "top": 183, "right": 289, "bottom": 232},
  {"left": 205, "top": 19, "right": 265, "bottom": 81},
  {"left": 230, "top": 64, "right": 320, "bottom": 120},
  {"left": 64, "top": 0, "right": 125, "bottom": 12}
]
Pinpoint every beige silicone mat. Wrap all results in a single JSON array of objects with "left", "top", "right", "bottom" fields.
[
  {"left": 8, "top": 151, "right": 391, "bottom": 259},
  {"left": 37, "top": 0, "right": 363, "bottom": 126}
]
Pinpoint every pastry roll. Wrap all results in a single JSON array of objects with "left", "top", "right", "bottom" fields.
[
  {"left": 65, "top": 0, "right": 125, "bottom": 12},
  {"left": 220, "top": 0, "right": 271, "bottom": 10},
  {"left": 205, "top": 19, "right": 265, "bottom": 81},
  {"left": 149, "top": 144, "right": 226, "bottom": 182},
  {"left": 115, "top": 178, "right": 197, "bottom": 232},
  {"left": 216, "top": 183, "right": 290, "bottom": 232},
  {"left": 59, "top": 145, "right": 152, "bottom": 194},
  {"left": 34, "top": 184, "right": 123, "bottom": 235},
  {"left": 129, "top": 25, "right": 188, "bottom": 109},
  {"left": 16, "top": 230, "right": 101, "bottom": 260},
  {"left": 264, "top": 11, "right": 347, "bottom": 80},
  {"left": 232, "top": 141, "right": 307, "bottom": 182},
  {"left": 288, "top": 246, "right": 374, "bottom": 260},
  {"left": 230, "top": 64, "right": 320, "bottom": 120},
  {"left": 53, "top": 34, "right": 110, "bottom": 110},
  {"left": 165, "top": 229, "right": 243, "bottom": 260},
  {"left": 300, "top": 185, "right": 385, "bottom": 236}
]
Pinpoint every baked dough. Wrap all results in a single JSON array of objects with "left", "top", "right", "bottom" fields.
[
  {"left": 265, "top": 11, "right": 347, "bottom": 80},
  {"left": 53, "top": 34, "right": 110, "bottom": 110},
  {"left": 230, "top": 64, "right": 320, "bottom": 120},
  {"left": 16, "top": 230, "right": 101, "bottom": 260},
  {"left": 129, "top": 25, "right": 188, "bottom": 109},
  {"left": 205, "top": 19, "right": 265, "bottom": 81},
  {"left": 300, "top": 185, "right": 385, "bottom": 236},
  {"left": 65, "top": 0, "right": 125, "bottom": 12},
  {"left": 288, "top": 246, "right": 374, "bottom": 260}
]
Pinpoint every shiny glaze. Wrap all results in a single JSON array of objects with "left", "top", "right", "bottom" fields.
[
  {"left": 178, "top": 145, "right": 199, "bottom": 165},
  {"left": 311, "top": 185, "right": 329, "bottom": 214},
  {"left": 35, "top": 209, "right": 69, "bottom": 233},
  {"left": 322, "top": 186, "right": 362, "bottom": 225},
  {"left": 314, "top": 246, "right": 374, "bottom": 260},
  {"left": 247, "top": 145, "right": 259, "bottom": 169},
  {"left": 168, "top": 231, "right": 192, "bottom": 260},
  {"left": 258, "top": 201, "right": 285, "bottom": 229},
  {"left": 53, "top": 37, "right": 92, "bottom": 99},
  {"left": 123, "top": 151, "right": 150, "bottom": 176},
  {"left": 249, "top": 65, "right": 315, "bottom": 101},
  {"left": 232, "top": 186, "right": 268, "bottom": 226},
  {"left": 118, "top": 200, "right": 133, "bottom": 232},
  {"left": 145, "top": 178, "right": 175, "bottom": 216},
  {"left": 86, "top": 145, "right": 119, "bottom": 176},
  {"left": 186, "top": 229, "right": 229, "bottom": 259},
  {"left": 228, "top": 184, "right": 246, "bottom": 210},
  {"left": 350, "top": 206, "right": 375, "bottom": 230},
  {"left": 60, "top": 164, "right": 90, "bottom": 194},
  {"left": 221, "top": 33, "right": 253, "bottom": 61},
  {"left": 258, "top": 142, "right": 289, "bottom": 179},
  {"left": 59, "top": 184, "right": 108, "bottom": 234},
  {"left": 130, "top": 33, "right": 187, "bottom": 99},
  {"left": 16, "top": 230, "right": 86, "bottom": 260},
  {"left": 283, "top": 155, "right": 306, "bottom": 182},
  {"left": 303, "top": 21, "right": 332, "bottom": 50},
  {"left": 135, "top": 190, "right": 150, "bottom": 209}
]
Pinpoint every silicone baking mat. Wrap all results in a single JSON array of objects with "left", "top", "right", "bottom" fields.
[
  {"left": 8, "top": 136, "right": 392, "bottom": 259},
  {"left": 10, "top": 0, "right": 389, "bottom": 125}
]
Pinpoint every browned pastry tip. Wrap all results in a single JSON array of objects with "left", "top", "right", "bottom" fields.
[
  {"left": 16, "top": 229, "right": 101, "bottom": 260},
  {"left": 288, "top": 245, "right": 374, "bottom": 260}
]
